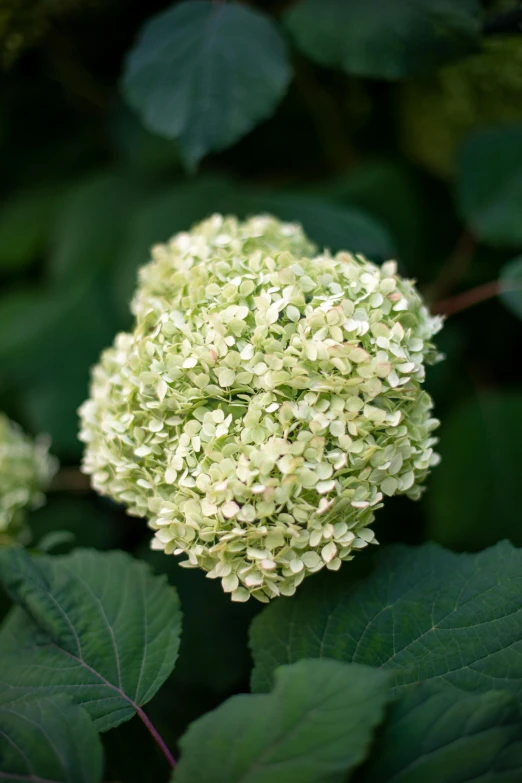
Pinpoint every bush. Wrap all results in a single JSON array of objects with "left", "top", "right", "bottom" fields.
[{"left": 1, "top": 1, "right": 522, "bottom": 781}]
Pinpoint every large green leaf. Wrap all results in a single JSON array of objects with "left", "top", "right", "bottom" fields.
[
  {"left": 457, "top": 124, "right": 522, "bottom": 247},
  {"left": 284, "top": 0, "right": 480, "bottom": 80},
  {"left": 428, "top": 394, "right": 522, "bottom": 550},
  {"left": 174, "top": 659, "right": 390, "bottom": 783},
  {"left": 0, "top": 695, "right": 103, "bottom": 783},
  {"left": 123, "top": 1, "right": 291, "bottom": 168},
  {"left": 500, "top": 256, "right": 522, "bottom": 319},
  {"left": 250, "top": 541, "right": 522, "bottom": 700},
  {"left": 0, "top": 548, "right": 182, "bottom": 731},
  {"left": 363, "top": 684, "right": 522, "bottom": 783}
]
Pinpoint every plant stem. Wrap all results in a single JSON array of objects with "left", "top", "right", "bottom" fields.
[
  {"left": 431, "top": 280, "right": 500, "bottom": 316},
  {"left": 137, "top": 707, "right": 177, "bottom": 769},
  {"left": 49, "top": 467, "right": 91, "bottom": 493}
]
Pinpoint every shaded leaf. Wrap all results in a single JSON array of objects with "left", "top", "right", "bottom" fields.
[
  {"left": 428, "top": 394, "right": 522, "bottom": 550},
  {"left": 123, "top": 1, "right": 291, "bottom": 168},
  {"left": 250, "top": 541, "right": 522, "bottom": 702},
  {"left": 174, "top": 659, "right": 390, "bottom": 783},
  {"left": 457, "top": 124, "right": 522, "bottom": 247},
  {"left": 284, "top": 0, "right": 480, "bottom": 80},
  {"left": 0, "top": 694, "right": 103, "bottom": 783},
  {"left": 310, "top": 160, "right": 424, "bottom": 271},
  {"left": 0, "top": 548, "right": 182, "bottom": 731},
  {"left": 363, "top": 684, "right": 522, "bottom": 783},
  {"left": 244, "top": 192, "right": 395, "bottom": 259}
]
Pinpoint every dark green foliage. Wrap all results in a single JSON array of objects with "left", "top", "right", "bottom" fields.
[
  {"left": 123, "top": 1, "right": 291, "bottom": 168},
  {"left": 174, "top": 660, "right": 390, "bottom": 782},
  {"left": 2, "top": 0, "right": 522, "bottom": 780},
  {"left": 0, "top": 548, "right": 182, "bottom": 731},
  {"left": 0, "top": 695, "right": 103, "bottom": 783},
  {"left": 362, "top": 684, "right": 522, "bottom": 783},
  {"left": 250, "top": 541, "right": 522, "bottom": 696}
]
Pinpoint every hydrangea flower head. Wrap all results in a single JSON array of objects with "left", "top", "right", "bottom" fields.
[
  {"left": 80, "top": 215, "right": 442, "bottom": 602},
  {"left": 0, "top": 414, "right": 57, "bottom": 543}
]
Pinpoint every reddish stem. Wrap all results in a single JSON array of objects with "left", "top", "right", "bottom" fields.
[
  {"left": 137, "top": 707, "right": 176, "bottom": 769},
  {"left": 432, "top": 280, "right": 500, "bottom": 316}
]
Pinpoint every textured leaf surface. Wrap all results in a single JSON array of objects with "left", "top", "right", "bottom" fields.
[
  {"left": 364, "top": 684, "right": 522, "bottom": 783},
  {"left": 0, "top": 548, "right": 182, "bottom": 731},
  {"left": 428, "top": 394, "right": 522, "bottom": 549},
  {"left": 250, "top": 541, "right": 522, "bottom": 699},
  {"left": 284, "top": 0, "right": 480, "bottom": 80},
  {"left": 457, "top": 124, "right": 522, "bottom": 247},
  {"left": 174, "top": 659, "right": 390, "bottom": 783},
  {"left": 0, "top": 694, "right": 103, "bottom": 783},
  {"left": 123, "top": 1, "right": 291, "bottom": 167}
]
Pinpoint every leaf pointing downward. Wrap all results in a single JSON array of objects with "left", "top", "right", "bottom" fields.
[{"left": 0, "top": 547, "right": 182, "bottom": 731}]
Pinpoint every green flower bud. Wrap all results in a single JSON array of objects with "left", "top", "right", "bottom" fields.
[
  {"left": 80, "top": 215, "right": 442, "bottom": 602},
  {"left": 0, "top": 414, "right": 58, "bottom": 544}
]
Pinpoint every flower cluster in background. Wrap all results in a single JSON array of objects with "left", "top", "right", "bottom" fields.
[
  {"left": 80, "top": 215, "right": 442, "bottom": 601},
  {"left": 0, "top": 414, "right": 57, "bottom": 543}
]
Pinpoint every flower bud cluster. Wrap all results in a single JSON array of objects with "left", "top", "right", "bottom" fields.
[{"left": 80, "top": 215, "right": 442, "bottom": 601}]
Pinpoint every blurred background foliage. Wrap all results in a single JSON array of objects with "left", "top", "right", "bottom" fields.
[{"left": 2, "top": 0, "right": 522, "bottom": 778}]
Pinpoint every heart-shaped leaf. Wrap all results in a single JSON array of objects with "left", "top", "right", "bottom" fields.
[
  {"left": 123, "top": 1, "right": 291, "bottom": 168},
  {"left": 250, "top": 541, "right": 522, "bottom": 701},
  {"left": 0, "top": 548, "right": 182, "bottom": 731},
  {"left": 173, "top": 659, "right": 390, "bottom": 783},
  {"left": 284, "top": 0, "right": 480, "bottom": 80}
]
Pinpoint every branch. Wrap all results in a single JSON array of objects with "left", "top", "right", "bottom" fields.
[
  {"left": 484, "top": 7, "right": 522, "bottom": 35},
  {"left": 431, "top": 280, "right": 500, "bottom": 316},
  {"left": 137, "top": 707, "right": 176, "bottom": 769}
]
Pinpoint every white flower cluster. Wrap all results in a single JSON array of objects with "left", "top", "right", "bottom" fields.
[
  {"left": 80, "top": 215, "right": 442, "bottom": 602},
  {"left": 0, "top": 414, "right": 57, "bottom": 540}
]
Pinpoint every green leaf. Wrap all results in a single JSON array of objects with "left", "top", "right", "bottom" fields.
[
  {"left": 174, "top": 659, "right": 390, "bottom": 783},
  {"left": 0, "top": 695, "right": 103, "bottom": 783},
  {"left": 284, "top": 0, "right": 480, "bottom": 80},
  {"left": 249, "top": 541, "right": 522, "bottom": 701},
  {"left": 0, "top": 187, "right": 65, "bottom": 273},
  {"left": 500, "top": 256, "right": 522, "bottom": 319},
  {"left": 309, "top": 160, "right": 424, "bottom": 271},
  {"left": 363, "top": 684, "right": 522, "bottom": 783},
  {"left": 428, "top": 394, "right": 522, "bottom": 550},
  {"left": 0, "top": 548, "right": 182, "bottom": 731},
  {"left": 123, "top": 1, "right": 291, "bottom": 168},
  {"left": 457, "top": 124, "right": 522, "bottom": 247},
  {"left": 244, "top": 192, "right": 395, "bottom": 259}
]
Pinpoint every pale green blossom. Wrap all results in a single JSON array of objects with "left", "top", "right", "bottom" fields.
[
  {"left": 0, "top": 414, "right": 57, "bottom": 543},
  {"left": 80, "top": 215, "right": 442, "bottom": 601}
]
